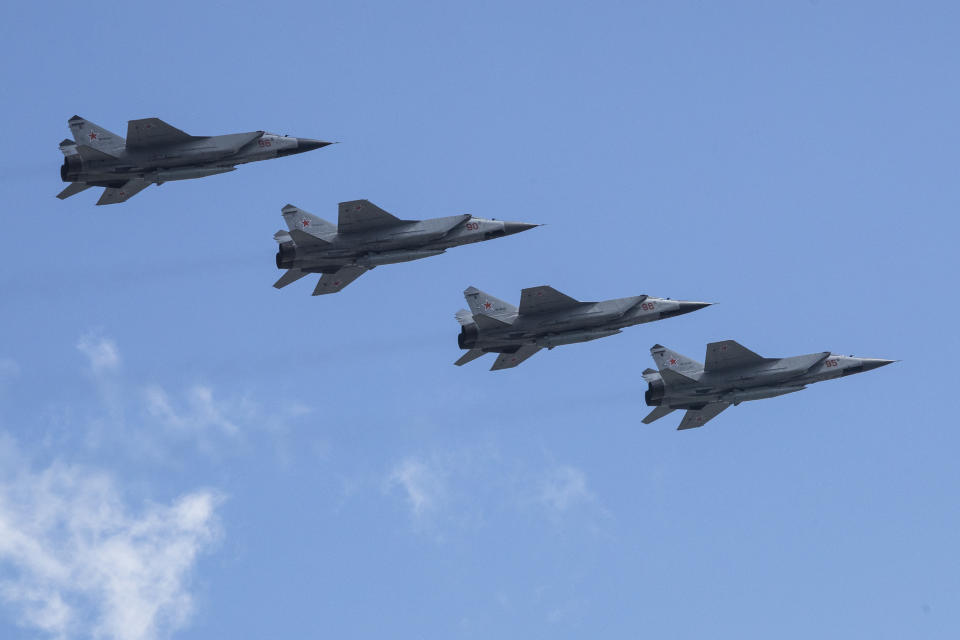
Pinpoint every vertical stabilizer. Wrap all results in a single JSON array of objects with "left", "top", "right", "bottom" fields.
[
  {"left": 68, "top": 116, "right": 125, "bottom": 155},
  {"left": 463, "top": 286, "right": 518, "bottom": 323},
  {"left": 282, "top": 204, "right": 337, "bottom": 237},
  {"left": 650, "top": 344, "right": 704, "bottom": 376}
]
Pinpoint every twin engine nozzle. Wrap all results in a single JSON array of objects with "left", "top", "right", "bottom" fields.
[
  {"left": 276, "top": 242, "right": 296, "bottom": 269},
  {"left": 61, "top": 155, "right": 82, "bottom": 182}
]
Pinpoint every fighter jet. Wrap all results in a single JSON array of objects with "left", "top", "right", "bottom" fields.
[
  {"left": 642, "top": 341, "right": 895, "bottom": 429},
  {"left": 455, "top": 286, "right": 711, "bottom": 370},
  {"left": 273, "top": 200, "right": 538, "bottom": 295},
  {"left": 58, "top": 115, "right": 331, "bottom": 205}
]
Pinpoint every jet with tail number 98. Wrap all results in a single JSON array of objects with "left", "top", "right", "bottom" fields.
[
  {"left": 454, "top": 286, "right": 711, "bottom": 370},
  {"left": 273, "top": 200, "right": 539, "bottom": 295},
  {"left": 642, "top": 341, "right": 895, "bottom": 429},
  {"left": 58, "top": 115, "right": 332, "bottom": 205}
]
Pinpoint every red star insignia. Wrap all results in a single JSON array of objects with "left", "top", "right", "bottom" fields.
[
  {"left": 301, "top": 219, "right": 310, "bottom": 227},
  {"left": 88, "top": 132, "right": 97, "bottom": 140},
  {"left": 483, "top": 301, "right": 492, "bottom": 310},
  {"left": 670, "top": 358, "right": 677, "bottom": 365}
]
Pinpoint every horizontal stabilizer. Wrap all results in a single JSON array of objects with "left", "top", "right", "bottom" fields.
[
  {"left": 289, "top": 229, "right": 331, "bottom": 247},
  {"left": 491, "top": 345, "right": 542, "bottom": 370},
  {"left": 454, "top": 349, "right": 485, "bottom": 366},
  {"left": 704, "top": 340, "right": 767, "bottom": 371},
  {"left": 642, "top": 406, "right": 675, "bottom": 424},
  {"left": 273, "top": 269, "right": 309, "bottom": 289},
  {"left": 96, "top": 178, "right": 150, "bottom": 205},
  {"left": 518, "top": 285, "right": 583, "bottom": 315},
  {"left": 677, "top": 403, "right": 730, "bottom": 430},
  {"left": 312, "top": 266, "right": 370, "bottom": 295},
  {"left": 57, "top": 182, "right": 91, "bottom": 200},
  {"left": 126, "top": 118, "right": 197, "bottom": 147},
  {"left": 338, "top": 199, "right": 409, "bottom": 233},
  {"left": 473, "top": 314, "right": 511, "bottom": 331}
]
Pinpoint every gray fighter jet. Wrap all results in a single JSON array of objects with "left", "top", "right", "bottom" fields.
[
  {"left": 455, "top": 287, "right": 711, "bottom": 370},
  {"left": 58, "top": 115, "right": 331, "bottom": 205},
  {"left": 273, "top": 200, "right": 538, "bottom": 295},
  {"left": 642, "top": 341, "right": 895, "bottom": 429}
]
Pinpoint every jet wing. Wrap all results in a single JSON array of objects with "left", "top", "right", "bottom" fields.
[
  {"left": 311, "top": 266, "right": 371, "bottom": 295},
  {"left": 126, "top": 118, "right": 198, "bottom": 148},
  {"left": 337, "top": 200, "right": 409, "bottom": 233},
  {"left": 518, "top": 285, "right": 583, "bottom": 315},
  {"left": 273, "top": 269, "right": 309, "bottom": 289},
  {"left": 490, "top": 345, "right": 542, "bottom": 371},
  {"left": 677, "top": 403, "right": 730, "bottom": 430},
  {"left": 95, "top": 178, "right": 151, "bottom": 205},
  {"left": 704, "top": 340, "right": 768, "bottom": 371}
]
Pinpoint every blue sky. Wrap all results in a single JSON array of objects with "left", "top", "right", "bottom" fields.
[{"left": 0, "top": 1, "right": 957, "bottom": 638}]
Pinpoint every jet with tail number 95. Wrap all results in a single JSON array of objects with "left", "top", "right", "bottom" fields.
[
  {"left": 642, "top": 341, "right": 895, "bottom": 429},
  {"left": 58, "top": 115, "right": 332, "bottom": 205},
  {"left": 454, "top": 286, "right": 711, "bottom": 370},
  {"left": 273, "top": 200, "right": 539, "bottom": 295}
]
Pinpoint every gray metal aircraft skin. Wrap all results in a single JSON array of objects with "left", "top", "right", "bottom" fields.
[
  {"left": 642, "top": 341, "right": 895, "bottom": 429},
  {"left": 455, "top": 287, "right": 711, "bottom": 370},
  {"left": 58, "top": 115, "right": 331, "bottom": 205},
  {"left": 273, "top": 200, "right": 538, "bottom": 295}
]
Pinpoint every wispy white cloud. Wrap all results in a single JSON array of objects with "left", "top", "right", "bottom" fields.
[
  {"left": 76, "top": 334, "right": 121, "bottom": 375},
  {"left": 386, "top": 457, "right": 447, "bottom": 519},
  {"left": 65, "top": 333, "right": 312, "bottom": 462},
  {"left": 0, "top": 441, "right": 222, "bottom": 640},
  {"left": 538, "top": 465, "right": 594, "bottom": 513},
  {"left": 144, "top": 384, "right": 240, "bottom": 439}
]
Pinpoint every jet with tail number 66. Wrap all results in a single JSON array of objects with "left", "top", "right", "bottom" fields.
[
  {"left": 273, "top": 200, "right": 539, "bottom": 295},
  {"left": 455, "top": 286, "right": 711, "bottom": 370},
  {"left": 642, "top": 341, "right": 895, "bottom": 429},
  {"left": 58, "top": 115, "right": 332, "bottom": 205}
]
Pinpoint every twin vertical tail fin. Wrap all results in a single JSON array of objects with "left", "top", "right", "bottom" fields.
[
  {"left": 463, "top": 287, "right": 518, "bottom": 324},
  {"left": 650, "top": 344, "right": 704, "bottom": 378},
  {"left": 67, "top": 115, "right": 125, "bottom": 156},
  {"left": 282, "top": 204, "right": 337, "bottom": 237}
]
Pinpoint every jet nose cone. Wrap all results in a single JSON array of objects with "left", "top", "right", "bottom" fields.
[
  {"left": 502, "top": 222, "right": 539, "bottom": 235},
  {"left": 296, "top": 138, "right": 334, "bottom": 152},
  {"left": 861, "top": 358, "right": 896, "bottom": 372},
  {"left": 676, "top": 301, "right": 712, "bottom": 315}
]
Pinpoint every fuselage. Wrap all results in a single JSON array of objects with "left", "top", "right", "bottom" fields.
[
  {"left": 646, "top": 354, "right": 891, "bottom": 408},
  {"left": 461, "top": 297, "right": 704, "bottom": 351},
  {"left": 277, "top": 217, "right": 529, "bottom": 272},
  {"left": 61, "top": 133, "right": 320, "bottom": 187}
]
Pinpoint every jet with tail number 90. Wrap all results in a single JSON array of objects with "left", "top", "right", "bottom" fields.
[
  {"left": 642, "top": 341, "right": 895, "bottom": 429},
  {"left": 454, "top": 286, "right": 711, "bottom": 370},
  {"left": 58, "top": 115, "right": 332, "bottom": 205},
  {"left": 273, "top": 200, "right": 539, "bottom": 295}
]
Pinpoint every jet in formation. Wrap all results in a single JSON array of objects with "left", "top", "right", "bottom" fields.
[
  {"left": 273, "top": 200, "right": 538, "bottom": 295},
  {"left": 642, "top": 341, "right": 895, "bottom": 429},
  {"left": 58, "top": 115, "right": 331, "bottom": 205},
  {"left": 455, "top": 286, "right": 711, "bottom": 370}
]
